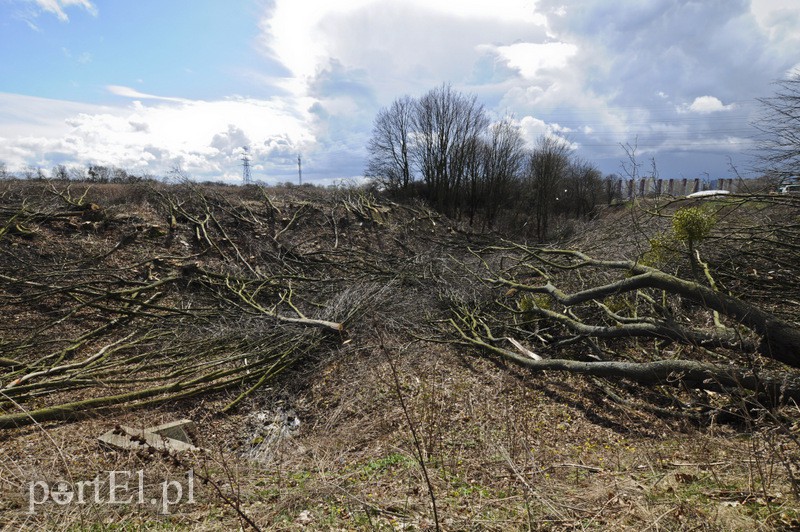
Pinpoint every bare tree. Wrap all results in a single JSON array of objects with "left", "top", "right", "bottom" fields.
[
  {"left": 525, "top": 136, "right": 572, "bottom": 241},
  {"left": 51, "top": 164, "right": 69, "bottom": 181},
  {"left": 754, "top": 71, "right": 800, "bottom": 184},
  {"left": 68, "top": 165, "right": 87, "bottom": 180},
  {"left": 604, "top": 174, "right": 623, "bottom": 204},
  {"left": 366, "top": 88, "right": 593, "bottom": 234},
  {"left": 87, "top": 164, "right": 112, "bottom": 183},
  {"left": 413, "top": 84, "right": 488, "bottom": 215},
  {"left": 22, "top": 166, "right": 43, "bottom": 180},
  {"left": 562, "top": 159, "right": 603, "bottom": 219},
  {"left": 481, "top": 118, "right": 526, "bottom": 228},
  {"left": 366, "top": 96, "right": 415, "bottom": 191},
  {"left": 462, "top": 135, "right": 485, "bottom": 226}
]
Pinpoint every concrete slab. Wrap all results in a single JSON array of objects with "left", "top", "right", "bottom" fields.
[
  {"left": 148, "top": 419, "right": 196, "bottom": 444},
  {"left": 98, "top": 420, "right": 198, "bottom": 453}
]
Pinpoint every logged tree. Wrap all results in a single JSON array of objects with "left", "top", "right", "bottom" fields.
[{"left": 446, "top": 198, "right": 800, "bottom": 411}]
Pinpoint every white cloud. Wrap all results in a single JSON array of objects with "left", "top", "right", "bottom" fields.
[
  {"left": 253, "top": 0, "right": 556, "bottom": 180},
  {"left": 30, "top": 0, "right": 97, "bottom": 21},
  {"left": 4, "top": 0, "right": 800, "bottom": 182},
  {"left": 107, "top": 85, "right": 187, "bottom": 103},
  {"left": 751, "top": 0, "right": 800, "bottom": 45},
  {"left": 261, "top": 0, "right": 549, "bottom": 98},
  {"left": 0, "top": 91, "right": 316, "bottom": 182},
  {"left": 680, "top": 96, "right": 736, "bottom": 114},
  {"left": 518, "top": 115, "right": 574, "bottom": 148},
  {"left": 491, "top": 42, "right": 578, "bottom": 78}
]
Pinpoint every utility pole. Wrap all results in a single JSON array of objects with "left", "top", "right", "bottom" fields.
[
  {"left": 297, "top": 155, "right": 302, "bottom": 185},
  {"left": 241, "top": 146, "right": 252, "bottom": 185}
]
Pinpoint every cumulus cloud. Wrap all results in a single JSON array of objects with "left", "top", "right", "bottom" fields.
[
  {"left": 751, "top": 0, "right": 800, "bottom": 46},
  {"left": 3, "top": 0, "right": 800, "bottom": 182},
  {"left": 507, "top": 0, "right": 800, "bottom": 172},
  {"left": 518, "top": 116, "right": 572, "bottom": 146},
  {"left": 260, "top": 0, "right": 553, "bottom": 111},
  {"left": 680, "top": 96, "right": 736, "bottom": 114},
  {"left": 210, "top": 125, "right": 251, "bottom": 154},
  {"left": 0, "top": 90, "right": 318, "bottom": 182},
  {"left": 255, "top": 0, "right": 557, "bottom": 179},
  {"left": 491, "top": 42, "right": 578, "bottom": 78}
]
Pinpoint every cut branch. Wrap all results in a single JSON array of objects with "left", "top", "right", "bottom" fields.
[{"left": 489, "top": 249, "right": 800, "bottom": 368}]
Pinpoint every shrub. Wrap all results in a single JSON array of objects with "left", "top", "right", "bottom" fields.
[{"left": 672, "top": 206, "right": 716, "bottom": 245}]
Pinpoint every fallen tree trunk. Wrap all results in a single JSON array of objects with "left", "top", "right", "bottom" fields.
[
  {"left": 449, "top": 314, "right": 800, "bottom": 404},
  {"left": 490, "top": 248, "right": 800, "bottom": 368},
  {"left": 499, "top": 351, "right": 800, "bottom": 404},
  {"left": 0, "top": 348, "right": 296, "bottom": 429}
]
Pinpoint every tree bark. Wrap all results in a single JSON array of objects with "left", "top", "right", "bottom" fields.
[
  {"left": 478, "top": 346, "right": 800, "bottom": 405},
  {"left": 493, "top": 250, "right": 800, "bottom": 368}
]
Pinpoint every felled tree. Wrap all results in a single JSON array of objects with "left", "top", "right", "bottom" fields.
[{"left": 446, "top": 197, "right": 800, "bottom": 409}]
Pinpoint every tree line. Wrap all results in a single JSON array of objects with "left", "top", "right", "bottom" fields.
[
  {"left": 367, "top": 72, "right": 800, "bottom": 239},
  {"left": 0, "top": 162, "right": 154, "bottom": 184},
  {"left": 365, "top": 84, "right": 616, "bottom": 240}
]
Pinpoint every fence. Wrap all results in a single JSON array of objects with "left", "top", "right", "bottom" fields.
[{"left": 610, "top": 178, "right": 743, "bottom": 199}]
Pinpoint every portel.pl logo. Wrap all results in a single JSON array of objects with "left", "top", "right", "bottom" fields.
[{"left": 28, "top": 470, "right": 194, "bottom": 515}]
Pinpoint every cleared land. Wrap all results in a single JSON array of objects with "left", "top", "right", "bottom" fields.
[{"left": 1, "top": 180, "right": 799, "bottom": 530}]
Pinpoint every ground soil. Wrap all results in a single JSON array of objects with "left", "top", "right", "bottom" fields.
[{"left": 1, "top": 180, "right": 799, "bottom": 530}]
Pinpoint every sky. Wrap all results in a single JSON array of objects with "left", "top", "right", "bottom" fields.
[{"left": 1, "top": 0, "right": 799, "bottom": 185}]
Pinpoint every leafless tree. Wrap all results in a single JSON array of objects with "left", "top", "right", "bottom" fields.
[
  {"left": 21, "top": 166, "right": 43, "bottom": 180},
  {"left": 562, "top": 159, "right": 604, "bottom": 219},
  {"left": 68, "top": 165, "right": 87, "bottom": 180},
  {"left": 754, "top": 71, "right": 800, "bottom": 184},
  {"left": 462, "top": 136, "right": 485, "bottom": 226},
  {"left": 525, "top": 136, "right": 572, "bottom": 241},
  {"left": 366, "top": 88, "right": 591, "bottom": 236},
  {"left": 367, "top": 88, "right": 517, "bottom": 223},
  {"left": 87, "top": 164, "right": 112, "bottom": 182},
  {"left": 480, "top": 118, "right": 526, "bottom": 228},
  {"left": 413, "top": 84, "right": 489, "bottom": 215},
  {"left": 365, "top": 96, "right": 415, "bottom": 191},
  {"left": 51, "top": 164, "right": 69, "bottom": 181}
]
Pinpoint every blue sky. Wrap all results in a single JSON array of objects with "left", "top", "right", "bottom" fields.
[
  {"left": 1, "top": 0, "right": 799, "bottom": 184},
  {"left": 1, "top": 1, "right": 274, "bottom": 101}
]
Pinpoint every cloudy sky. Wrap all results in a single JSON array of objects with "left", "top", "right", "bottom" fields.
[{"left": 1, "top": 0, "right": 798, "bottom": 184}]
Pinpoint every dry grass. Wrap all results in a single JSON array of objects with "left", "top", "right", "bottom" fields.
[
  {"left": 2, "top": 341, "right": 800, "bottom": 530},
  {"left": 0, "top": 180, "right": 799, "bottom": 530}
]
